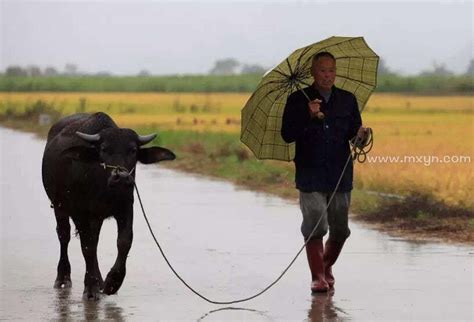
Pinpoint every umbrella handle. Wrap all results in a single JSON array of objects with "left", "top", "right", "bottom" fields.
[{"left": 300, "top": 87, "right": 325, "bottom": 120}]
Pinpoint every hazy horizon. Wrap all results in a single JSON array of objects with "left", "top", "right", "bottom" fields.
[{"left": 1, "top": 0, "right": 472, "bottom": 76}]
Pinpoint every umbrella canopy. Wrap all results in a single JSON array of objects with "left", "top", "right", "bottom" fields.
[{"left": 240, "top": 36, "right": 379, "bottom": 161}]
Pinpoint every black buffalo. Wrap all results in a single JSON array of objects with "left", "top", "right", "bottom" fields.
[{"left": 42, "top": 112, "right": 175, "bottom": 300}]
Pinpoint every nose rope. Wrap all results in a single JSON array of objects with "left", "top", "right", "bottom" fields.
[
  {"left": 132, "top": 131, "right": 373, "bottom": 305},
  {"left": 99, "top": 163, "right": 135, "bottom": 175}
]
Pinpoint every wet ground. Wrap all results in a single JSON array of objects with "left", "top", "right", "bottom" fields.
[{"left": 0, "top": 127, "right": 473, "bottom": 321}]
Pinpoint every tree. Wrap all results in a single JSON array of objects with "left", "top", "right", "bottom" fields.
[
  {"left": 138, "top": 69, "right": 151, "bottom": 76},
  {"left": 5, "top": 66, "right": 27, "bottom": 76},
  {"left": 241, "top": 64, "right": 266, "bottom": 75},
  {"left": 64, "top": 63, "right": 78, "bottom": 76},
  {"left": 44, "top": 66, "right": 58, "bottom": 76},
  {"left": 26, "top": 65, "right": 42, "bottom": 77},
  {"left": 377, "top": 58, "right": 393, "bottom": 75},
  {"left": 465, "top": 59, "right": 474, "bottom": 76},
  {"left": 209, "top": 58, "right": 240, "bottom": 75},
  {"left": 420, "top": 62, "right": 454, "bottom": 76}
]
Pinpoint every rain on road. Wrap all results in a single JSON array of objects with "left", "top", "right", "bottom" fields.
[{"left": 1, "top": 127, "right": 472, "bottom": 321}]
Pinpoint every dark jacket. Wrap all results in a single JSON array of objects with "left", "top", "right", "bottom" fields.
[{"left": 281, "top": 85, "right": 362, "bottom": 192}]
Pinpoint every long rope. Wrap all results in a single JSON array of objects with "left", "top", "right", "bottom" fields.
[{"left": 133, "top": 131, "right": 373, "bottom": 305}]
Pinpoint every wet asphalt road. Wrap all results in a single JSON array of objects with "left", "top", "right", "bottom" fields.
[{"left": 0, "top": 127, "right": 473, "bottom": 321}]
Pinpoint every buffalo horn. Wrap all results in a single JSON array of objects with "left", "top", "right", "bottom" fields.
[
  {"left": 138, "top": 133, "right": 157, "bottom": 145},
  {"left": 76, "top": 131, "right": 101, "bottom": 142}
]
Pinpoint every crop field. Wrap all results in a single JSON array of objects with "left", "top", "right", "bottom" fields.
[{"left": 1, "top": 92, "right": 472, "bottom": 209}]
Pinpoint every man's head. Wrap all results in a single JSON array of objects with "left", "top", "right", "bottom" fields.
[{"left": 310, "top": 52, "right": 336, "bottom": 92}]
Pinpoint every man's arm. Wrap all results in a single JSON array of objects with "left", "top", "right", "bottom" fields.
[{"left": 281, "top": 93, "right": 311, "bottom": 143}]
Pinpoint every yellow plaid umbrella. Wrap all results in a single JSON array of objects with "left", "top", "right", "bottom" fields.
[{"left": 240, "top": 36, "right": 379, "bottom": 161}]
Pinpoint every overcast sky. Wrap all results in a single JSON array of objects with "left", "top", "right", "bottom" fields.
[{"left": 1, "top": 0, "right": 472, "bottom": 75}]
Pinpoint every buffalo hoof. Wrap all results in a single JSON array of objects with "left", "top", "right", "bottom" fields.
[
  {"left": 102, "top": 269, "right": 125, "bottom": 295},
  {"left": 83, "top": 285, "right": 102, "bottom": 301},
  {"left": 54, "top": 279, "right": 72, "bottom": 289}
]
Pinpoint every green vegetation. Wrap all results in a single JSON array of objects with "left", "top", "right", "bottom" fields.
[
  {"left": 376, "top": 75, "right": 473, "bottom": 94},
  {"left": 0, "top": 74, "right": 472, "bottom": 94},
  {"left": 0, "top": 74, "right": 262, "bottom": 93}
]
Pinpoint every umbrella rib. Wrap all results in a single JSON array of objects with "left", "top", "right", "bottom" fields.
[
  {"left": 299, "top": 80, "right": 312, "bottom": 87},
  {"left": 345, "top": 40, "right": 368, "bottom": 91},
  {"left": 260, "top": 88, "right": 291, "bottom": 127},
  {"left": 258, "top": 84, "right": 292, "bottom": 114},
  {"left": 245, "top": 83, "right": 292, "bottom": 137},
  {"left": 262, "top": 88, "right": 291, "bottom": 159},
  {"left": 261, "top": 81, "right": 293, "bottom": 100},
  {"left": 253, "top": 78, "right": 291, "bottom": 96},
  {"left": 297, "top": 40, "right": 334, "bottom": 58},
  {"left": 348, "top": 38, "right": 363, "bottom": 58},
  {"left": 244, "top": 118, "right": 290, "bottom": 161},
  {"left": 254, "top": 77, "right": 286, "bottom": 89},
  {"left": 293, "top": 46, "right": 312, "bottom": 75},
  {"left": 262, "top": 78, "right": 294, "bottom": 87},
  {"left": 311, "top": 43, "right": 337, "bottom": 57},
  {"left": 286, "top": 58, "right": 294, "bottom": 76},
  {"left": 241, "top": 81, "right": 292, "bottom": 135},
  {"left": 242, "top": 129, "right": 262, "bottom": 157},
  {"left": 272, "top": 69, "right": 290, "bottom": 78},
  {"left": 265, "top": 73, "right": 299, "bottom": 88}
]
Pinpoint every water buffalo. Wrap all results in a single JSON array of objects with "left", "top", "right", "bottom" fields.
[{"left": 42, "top": 112, "right": 175, "bottom": 300}]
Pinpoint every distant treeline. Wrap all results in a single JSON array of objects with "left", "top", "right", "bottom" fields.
[{"left": 0, "top": 74, "right": 472, "bottom": 93}]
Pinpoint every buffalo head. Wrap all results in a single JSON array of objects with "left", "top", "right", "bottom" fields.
[{"left": 63, "top": 127, "right": 175, "bottom": 187}]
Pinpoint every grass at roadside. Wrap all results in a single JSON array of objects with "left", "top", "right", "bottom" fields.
[{"left": 145, "top": 128, "right": 473, "bottom": 244}]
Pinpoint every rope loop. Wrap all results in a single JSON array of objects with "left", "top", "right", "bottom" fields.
[
  {"left": 350, "top": 128, "right": 374, "bottom": 163},
  {"left": 129, "top": 125, "right": 375, "bottom": 304}
]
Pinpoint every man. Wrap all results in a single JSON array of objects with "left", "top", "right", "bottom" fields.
[{"left": 281, "top": 52, "right": 368, "bottom": 293}]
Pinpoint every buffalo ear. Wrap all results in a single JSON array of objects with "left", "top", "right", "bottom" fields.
[
  {"left": 138, "top": 146, "right": 176, "bottom": 164},
  {"left": 61, "top": 145, "right": 99, "bottom": 163}
]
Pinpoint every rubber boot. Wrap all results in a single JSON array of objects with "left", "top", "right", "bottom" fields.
[
  {"left": 323, "top": 239, "right": 345, "bottom": 289},
  {"left": 305, "top": 238, "right": 329, "bottom": 293}
]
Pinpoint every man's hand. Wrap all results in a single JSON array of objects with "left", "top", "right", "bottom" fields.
[
  {"left": 308, "top": 99, "right": 322, "bottom": 119},
  {"left": 356, "top": 126, "right": 369, "bottom": 144}
]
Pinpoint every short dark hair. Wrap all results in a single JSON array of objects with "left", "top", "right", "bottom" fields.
[{"left": 312, "top": 52, "right": 336, "bottom": 64}]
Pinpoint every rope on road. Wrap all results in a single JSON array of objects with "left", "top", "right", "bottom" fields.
[{"left": 135, "top": 131, "right": 373, "bottom": 305}]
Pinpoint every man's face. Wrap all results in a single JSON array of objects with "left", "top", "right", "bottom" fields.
[{"left": 311, "top": 56, "right": 336, "bottom": 91}]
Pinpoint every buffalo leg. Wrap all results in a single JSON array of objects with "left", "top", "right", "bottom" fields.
[
  {"left": 78, "top": 219, "right": 103, "bottom": 300},
  {"left": 103, "top": 212, "right": 133, "bottom": 295},
  {"left": 54, "top": 210, "right": 72, "bottom": 288}
]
